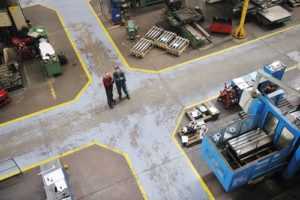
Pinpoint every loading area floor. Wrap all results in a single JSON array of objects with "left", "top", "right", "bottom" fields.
[
  {"left": 0, "top": 5, "right": 89, "bottom": 124},
  {"left": 175, "top": 67, "right": 300, "bottom": 200},
  {"left": 0, "top": 145, "right": 143, "bottom": 200},
  {"left": 90, "top": 0, "right": 300, "bottom": 71}
]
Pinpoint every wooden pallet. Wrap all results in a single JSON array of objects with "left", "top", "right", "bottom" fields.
[
  {"left": 130, "top": 38, "right": 153, "bottom": 58},
  {"left": 153, "top": 31, "right": 177, "bottom": 50},
  {"left": 166, "top": 36, "right": 189, "bottom": 56}
]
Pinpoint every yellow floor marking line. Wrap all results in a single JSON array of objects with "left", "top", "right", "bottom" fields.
[
  {"left": 172, "top": 96, "right": 221, "bottom": 200},
  {"left": 87, "top": 0, "right": 300, "bottom": 74},
  {"left": 94, "top": 141, "right": 148, "bottom": 200},
  {"left": 0, "top": 6, "right": 93, "bottom": 128},
  {"left": 48, "top": 79, "right": 57, "bottom": 100},
  {"left": 0, "top": 141, "right": 148, "bottom": 200},
  {"left": 86, "top": 0, "right": 158, "bottom": 74}
]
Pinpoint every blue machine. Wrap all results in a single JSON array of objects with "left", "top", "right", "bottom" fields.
[
  {"left": 201, "top": 61, "right": 300, "bottom": 192},
  {"left": 111, "top": 0, "right": 122, "bottom": 24}
]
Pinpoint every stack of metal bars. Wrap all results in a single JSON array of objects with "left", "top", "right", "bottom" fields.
[
  {"left": 144, "top": 26, "right": 164, "bottom": 41},
  {"left": 153, "top": 31, "right": 177, "bottom": 49},
  {"left": 166, "top": 36, "right": 190, "bottom": 56},
  {"left": 227, "top": 129, "right": 272, "bottom": 160},
  {"left": 130, "top": 38, "right": 153, "bottom": 58}
]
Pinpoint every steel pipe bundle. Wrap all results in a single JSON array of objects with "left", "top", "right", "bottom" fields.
[
  {"left": 145, "top": 26, "right": 164, "bottom": 40},
  {"left": 167, "top": 36, "right": 190, "bottom": 56},
  {"left": 130, "top": 38, "right": 153, "bottom": 58},
  {"left": 154, "top": 31, "right": 177, "bottom": 49}
]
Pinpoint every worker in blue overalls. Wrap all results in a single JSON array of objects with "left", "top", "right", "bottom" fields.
[{"left": 113, "top": 66, "right": 130, "bottom": 100}]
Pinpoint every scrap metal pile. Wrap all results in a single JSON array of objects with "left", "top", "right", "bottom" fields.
[
  {"left": 130, "top": 26, "right": 190, "bottom": 58},
  {"left": 0, "top": 48, "right": 23, "bottom": 91},
  {"left": 178, "top": 102, "right": 220, "bottom": 147}
]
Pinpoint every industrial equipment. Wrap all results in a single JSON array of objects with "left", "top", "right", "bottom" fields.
[
  {"left": 209, "top": 17, "right": 232, "bottom": 34},
  {"left": 0, "top": 88, "right": 10, "bottom": 107},
  {"left": 127, "top": 20, "right": 138, "bottom": 40},
  {"left": 179, "top": 102, "right": 220, "bottom": 146},
  {"left": 11, "top": 36, "right": 35, "bottom": 59},
  {"left": 7, "top": 4, "right": 28, "bottom": 31},
  {"left": 233, "top": 0, "right": 292, "bottom": 37},
  {"left": 218, "top": 83, "right": 240, "bottom": 109},
  {"left": 40, "top": 159, "right": 73, "bottom": 200},
  {"left": 28, "top": 27, "right": 63, "bottom": 77},
  {"left": 130, "top": 0, "right": 163, "bottom": 8},
  {"left": 256, "top": 6, "right": 291, "bottom": 26},
  {"left": 165, "top": 2, "right": 209, "bottom": 49},
  {"left": 111, "top": 0, "right": 129, "bottom": 24},
  {"left": 179, "top": 119, "right": 207, "bottom": 147},
  {"left": 218, "top": 61, "right": 283, "bottom": 109},
  {"left": 38, "top": 38, "right": 63, "bottom": 77},
  {"left": 201, "top": 61, "right": 300, "bottom": 192}
]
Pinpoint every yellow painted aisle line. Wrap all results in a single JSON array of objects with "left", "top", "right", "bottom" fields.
[
  {"left": 86, "top": 0, "right": 300, "bottom": 74},
  {"left": 172, "top": 98, "right": 217, "bottom": 200},
  {"left": 48, "top": 79, "right": 57, "bottom": 100},
  {"left": 93, "top": 141, "right": 148, "bottom": 200},
  {"left": 0, "top": 142, "right": 148, "bottom": 200},
  {"left": 0, "top": 6, "right": 93, "bottom": 128},
  {"left": 86, "top": 0, "right": 158, "bottom": 74}
]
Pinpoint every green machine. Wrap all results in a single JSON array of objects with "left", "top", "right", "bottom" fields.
[
  {"left": 38, "top": 38, "right": 62, "bottom": 77},
  {"left": 130, "top": 0, "right": 163, "bottom": 8},
  {"left": 28, "top": 26, "right": 63, "bottom": 77},
  {"left": 165, "top": 0, "right": 208, "bottom": 49},
  {"left": 127, "top": 20, "right": 138, "bottom": 40}
]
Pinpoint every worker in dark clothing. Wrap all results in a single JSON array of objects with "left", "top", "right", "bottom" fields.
[
  {"left": 102, "top": 72, "right": 115, "bottom": 109},
  {"left": 113, "top": 66, "right": 130, "bottom": 100}
]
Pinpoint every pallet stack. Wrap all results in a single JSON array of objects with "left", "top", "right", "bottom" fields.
[{"left": 130, "top": 26, "right": 190, "bottom": 58}]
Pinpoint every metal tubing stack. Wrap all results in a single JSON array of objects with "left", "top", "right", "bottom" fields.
[
  {"left": 166, "top": 36, "right": 189, "bottom": 56},
  {"left": 131, "top": 26, "right": 190, "bottom": 58},
  {"left": 154, "top": 31, "right": 177, "bottom": 49},
  {"left": 145, "top": 26, "right": 164, "bottom": 40},
  {"left": 130, "top": 38, "right": 153, "bottom": 58}
]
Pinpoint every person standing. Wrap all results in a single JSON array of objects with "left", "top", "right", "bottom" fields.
[
  {"left": 113, "top": 66, "right": 130, "bottom": 100},
  {"left": 102, "top": 72, "right": 115, "bottom": 109}
]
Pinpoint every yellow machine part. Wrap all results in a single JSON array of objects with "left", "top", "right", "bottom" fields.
[
  {"left": 233, "top": 0, "right": 250, "bottom": 39},
  {"left": 8, "top": 5, "right": 28, "bottom": 31}
]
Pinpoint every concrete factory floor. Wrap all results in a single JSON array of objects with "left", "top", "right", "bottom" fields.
[
  {"left": 0, "top": 144, "right": 143, "bottom": 200},
  {"left": 0, "top": 5, "right": 89, "bottom": 124},
  {"left": 174, "top": 68, "right": 300, "bottom": 200},
  {"left": 1, "top": 0, "right": 300, "bottom": 200},
  {"left": 90, "top": 0, "right": 300, "bottom": 71}
]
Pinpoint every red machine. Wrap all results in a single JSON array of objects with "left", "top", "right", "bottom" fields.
[
  {"left": 209, "top": 17, "right": 232, "bottom": 34},
  {"left": 11, "top": 36, "right": 35, "bottom": 60},
  {"left": 0, "top": 89, "right": 11, "bottom": 107},
  {"left": 217, "top": 83, "right": 239, "bottom": 109}
]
